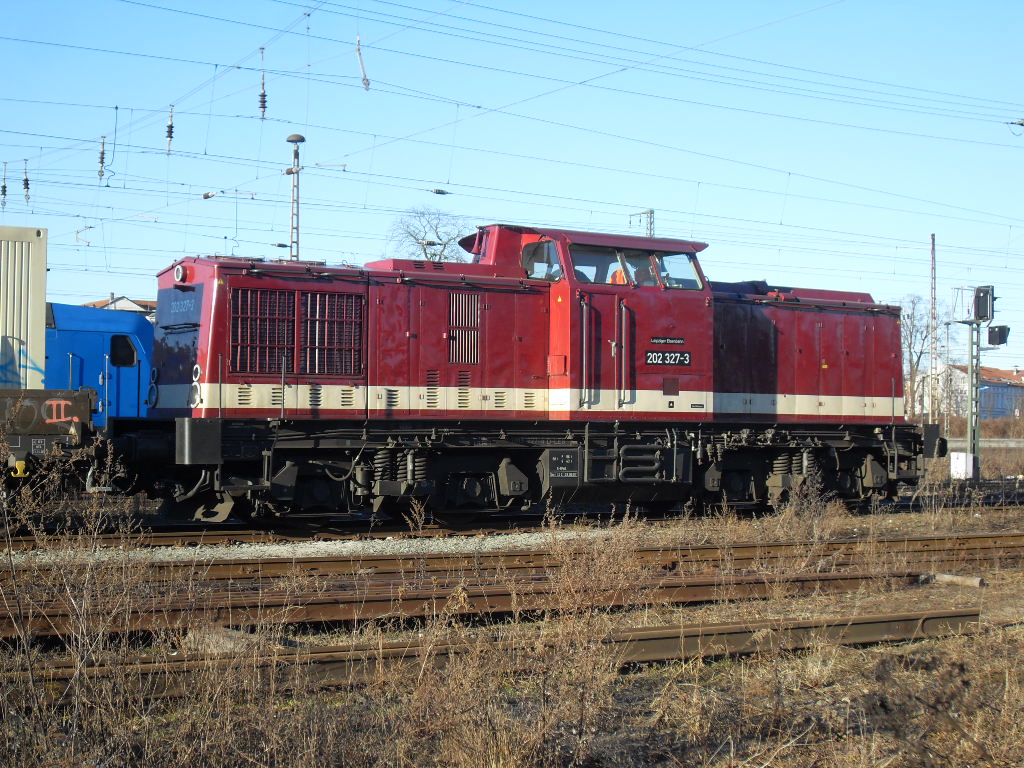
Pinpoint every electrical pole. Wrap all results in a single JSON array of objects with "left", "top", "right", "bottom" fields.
[
  {"left": 631, "top": 209, "right": 655, "bottom": 237},
  {"left": 285, "top": 134, "right": 305, "bottom": 261},
  {"left": 929, "top": 234, "right": 938, "bottom": 422}
]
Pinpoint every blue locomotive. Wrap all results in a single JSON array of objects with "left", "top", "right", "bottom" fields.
[
  {"left": 43, "top": 303, "right": 153, "bottom": 427},
  {"left": 2, "top": 302, "right": 153, "bottom": 479}
]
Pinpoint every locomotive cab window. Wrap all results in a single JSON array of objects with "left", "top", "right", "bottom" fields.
[
  {"left": 656, "top": 251, "right": 703, "bottom": 290},
  {"left": 569, "top": 245, "right": 667, "bottom": 287},
  {"left": 109, "top": 334, "right": 138, "bottom": 367},
  {"left": 568, "top": 245, "right": 620, "bottom": 284},
  {"left": 522, "top": 240, "right": 562, "bottom": 281},
  {"left": 617, "top": 249, "right": 660, "bottom": 286}
]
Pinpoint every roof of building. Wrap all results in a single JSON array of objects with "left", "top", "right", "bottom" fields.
[
  {"left": 951, "top": 364, "right": 1024, "bottom": 386},
  {"left": 82, "top": 296, "right": 157, "bottom": 312}
]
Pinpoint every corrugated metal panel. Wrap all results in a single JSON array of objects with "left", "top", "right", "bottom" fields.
[{"left": 0, "top": 226, "right": 47, "bottom": 389}]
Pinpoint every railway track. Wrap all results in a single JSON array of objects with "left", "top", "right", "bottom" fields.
[
  {"left": 0, "top": 570, "right": 928, "bottom": 638},
  {"left": 31, "top": 609, "right": 981, "bottom": 699},
  {"left": 897, "top": 478, "right": 1024, "bottom": 510},
  {"left": 2, "top": 531, "right": 1015, "bottom": 639},
  {"left": 5, "top": 530, "right": 1022, "bottom": 583},
  {"left": 3, "top": 521, "right": 532, "bottom": 551}
]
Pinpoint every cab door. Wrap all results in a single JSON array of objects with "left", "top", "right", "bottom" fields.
[
  {"left": 562, "top": 243, "right": 626, "bottom": 415},
  {"left": 577, "top": 282, "right": 623, "bottom": 414},
  {"left": 632, "top": 256, "right": 714, "bottom": 419},
  {"left": 569, "top": 246, "right": 713, "bottom": 420}
]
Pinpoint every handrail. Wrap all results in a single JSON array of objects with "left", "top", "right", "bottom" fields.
[
  {"left": 579, "top": 293, "right": 589, "bottom": 408},
  {"left": 613, "top": 299, "right": 620, "bottom": 406},
  {"left": 619, "top": 299, "right": 629, "bottom": 407},
  {"left": 102, "top": 354, "right": 110, "bottom": 414},
  {"left": 218, "top": 353, "right": 224, "bottom": 418}
]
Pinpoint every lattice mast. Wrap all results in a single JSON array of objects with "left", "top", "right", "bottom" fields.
[
  {"left": 929, "top": 234, "right": 938, "bottom": 420},
  {"left": 286, "top": 134, "right": 305, "bottom": 261}
]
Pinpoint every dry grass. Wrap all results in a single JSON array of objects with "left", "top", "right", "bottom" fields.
[
  {"left": 2, "top": 463, "right": 1023, "bottom": 766},
  {"left": 945, "top": 415, "right": 1024, "bottom": 440},
  {"left": 628, "top": 621, "right": 1024, "bottom": 767}
]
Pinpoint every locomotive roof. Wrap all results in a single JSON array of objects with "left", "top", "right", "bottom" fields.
[
  {"left": 459, "top": 225, "right": 708, "bottom": 255},
  {"left": 48, "top": 302, "right": 155, "bottom": 334}
]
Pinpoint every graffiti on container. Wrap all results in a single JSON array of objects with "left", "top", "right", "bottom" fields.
[
  {"left": 0, "top": 338, "right": 46, "bottom": 387},
  {"left": 44, "top": 399, "right": 80, "bottom": 424},
  {"left": 1, "top": 391, "right": 91, "bottom": 438}
]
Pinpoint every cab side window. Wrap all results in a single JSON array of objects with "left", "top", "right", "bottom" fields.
[
  {"left": 522, "top": 240, "right": 562, "bottom": 281},
  {"left": 658, "top": 252, "right": 704, "bottom": 290},
  {"left": 110, "top": 334, "right": 138, "bottom": 367},
  {"left": 569, "top": 245, "right": 618, "bottom": 284}
]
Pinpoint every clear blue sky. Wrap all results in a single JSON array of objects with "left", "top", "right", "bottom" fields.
[{"left": 2, "top": 0, "right": 1022, "bottom": 369}]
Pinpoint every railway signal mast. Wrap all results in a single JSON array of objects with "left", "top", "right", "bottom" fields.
[{"left": 956, "top": 285, "right": 1010, "bottom": 480}]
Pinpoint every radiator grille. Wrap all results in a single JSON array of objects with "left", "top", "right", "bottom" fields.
[
  {"left": 448, "top": 292, "right": 480, "bottom": 364},
  {"left": 300, "top": 292, "right": 363, "bottom": 375},
  {"left": 230, "top": 289, "right": 295, "bottom": 374},
  {"left": 230, "top": 288, "right": 364, "bottom": 376}
]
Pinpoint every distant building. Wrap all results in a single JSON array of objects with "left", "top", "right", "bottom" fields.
[
  {"left": 83, "top": 294, "right": 156, "bottom": 321},
  {"left": 942, "top": 364, "right": 1024, "bottom": 420}
]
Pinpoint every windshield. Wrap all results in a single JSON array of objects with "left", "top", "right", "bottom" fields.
[{"left": 568, "top": 245, "right": 703, "bottom": 289}]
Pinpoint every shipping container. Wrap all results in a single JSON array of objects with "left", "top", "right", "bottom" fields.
[{"left": 0, "top": 226, "right": 47, "bottom": 389}]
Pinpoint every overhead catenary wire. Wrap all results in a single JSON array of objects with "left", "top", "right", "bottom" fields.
[
  {"left": 456, "top": 0, "right": 1024, "bottom": 111},
  {"left": 5, "top": 100, "right": 1023, "bottom": 234},
  {"left": 251, "top": 0, "right": 1024, "bottom": 122},
  {"left": 13, "top": 140, "right": 1024, "bottom": 271},
  {"left": 0, "top": 17, "right": 1019, "bottom": 228},
  {"left": 0, "top": 0, "right": 1007, "bottom": 241},
  {"left": 2, "top": 26, "right": 1017, "bottom": 126},
  {"left": 19, "top": 159, "right": 1024, "bottom": 279}
]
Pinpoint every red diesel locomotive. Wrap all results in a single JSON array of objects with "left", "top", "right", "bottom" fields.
[{"left": 119, "top": 224, "right": 933, "bottom": 521}]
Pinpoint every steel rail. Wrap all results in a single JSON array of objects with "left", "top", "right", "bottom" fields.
[
  {"left": 0, "top": 570, "right": 923, "bottom": 639},
  {"left": 31, "top": 609, "right": 981, "bottom": 699},
  {"left": 4, "top": 523, "right": 532, "bottom": 551},
  {"left": 4, "top": 531, "right": 1022, "bottom": 584}
]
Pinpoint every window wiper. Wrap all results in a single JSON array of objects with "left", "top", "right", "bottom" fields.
[{"left": 159, "top": 322, "right": 201, "bottom": 331}]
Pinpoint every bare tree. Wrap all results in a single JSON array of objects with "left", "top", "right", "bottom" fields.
[
  {"left": 901, "top": 294, "right": 931, "bottom": 418},
  {"left": 389, "top": 207, "right": 472, "bottom": 262},
  {"left": 901, "top": 296, "right": 962, "bottom": 422}
]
